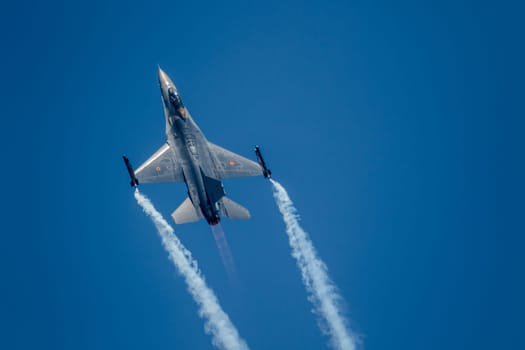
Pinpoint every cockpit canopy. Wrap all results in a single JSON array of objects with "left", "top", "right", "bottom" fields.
[{"left": 168, "top": 88, "right": 184, "bottom": 110}]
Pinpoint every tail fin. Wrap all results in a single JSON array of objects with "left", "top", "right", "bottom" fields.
[
  {"left": 219, "top": 197, "right": 251, "bottom": 220},
  {"left": 171, "top": 197, "right": 202, "bottom": 224}
]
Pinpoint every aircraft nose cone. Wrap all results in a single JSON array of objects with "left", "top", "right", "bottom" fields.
[
  {"left": 158, "top": 66, "right": 176, "bottom": 89},
  {"left": 158, "top": 66, "right": 168, "bottom": 83}
]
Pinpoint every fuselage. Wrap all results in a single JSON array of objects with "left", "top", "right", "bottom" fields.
[{"left": 158, "top": 69, "right": 223, "bottom": 225}]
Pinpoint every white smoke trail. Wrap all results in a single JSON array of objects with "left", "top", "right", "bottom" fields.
[
  {"left": 270, "top": 179, "right": 357, "bottom": 350},
  {"left": 134, "top": 189, "right": 249, "bottom": 350}
]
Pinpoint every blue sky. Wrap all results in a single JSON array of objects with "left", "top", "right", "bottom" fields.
[{"left": 1, "top": 0, "right": 523, "bottom": 349}]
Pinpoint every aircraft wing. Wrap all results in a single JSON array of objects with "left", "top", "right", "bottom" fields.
[
  {"left": 135, "top": 143, "right": 184, "bottom": 183},
  {"left": 208, "top": 142, "right": 263, "bottom": 179}
]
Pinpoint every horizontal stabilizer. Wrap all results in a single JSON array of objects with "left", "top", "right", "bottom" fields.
[
  {"left": 171, "top": 197, "right": 202, "bottom": 224},
  {"left": 219, "top": 197, "right": 251, "bottom": 220}
]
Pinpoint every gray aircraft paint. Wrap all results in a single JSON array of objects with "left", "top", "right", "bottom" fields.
[{"left": 133, "top": 68, "right": 263, "bottom": 225}]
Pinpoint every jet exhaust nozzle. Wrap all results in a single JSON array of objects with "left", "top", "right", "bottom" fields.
[
  {"left": 254, "top": 146, "right": 272, "bottom": 179},
  {"left": 122, "top": 155, "right": 139, "bottom": 187},
  {"left": 207, "top": 216, "right": 221, "bottom": 226}
]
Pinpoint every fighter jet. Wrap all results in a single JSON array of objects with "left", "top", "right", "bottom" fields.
[{"left": 123, "top": 67, "right": 271, "bottom": 226}]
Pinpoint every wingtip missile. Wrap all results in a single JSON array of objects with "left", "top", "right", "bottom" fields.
[
  {"left": 122, "top": 155, "right": 139, "bottom": 187},
  {"left": 254, "top": 146, "right": 272, "bottom": 179}
]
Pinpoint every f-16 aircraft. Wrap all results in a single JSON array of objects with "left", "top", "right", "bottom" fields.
[{"left": 123, "top": 67, "right": 271, "bottom": 226}]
